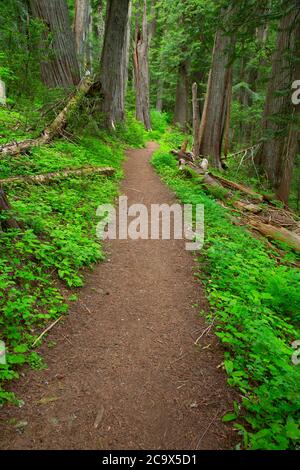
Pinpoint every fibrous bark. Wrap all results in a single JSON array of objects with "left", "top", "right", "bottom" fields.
[
  {"left": 29, "top": 0, "right": 81, "bottom": 88},
  {"left": 100, "top": 0, "right": 131, "bottom": 129},
  {"left": 197, "top": 11, "right": 235, "bottom": 169},
  {"left": 255, "top": 7, "right": 300, "bottom": 206},
  {"left": 74, "top": 0, "right": 93, "bottom": 74},
  {"left": 133, "top": 0, "right": 152, "bottom": 131},
  {"left": 192, "top": 82, "right": 200, "bottom": 155}
]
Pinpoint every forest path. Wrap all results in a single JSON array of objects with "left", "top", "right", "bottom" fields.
[{"left": 0, "top": 142, "right": 236, "bottom": 450}]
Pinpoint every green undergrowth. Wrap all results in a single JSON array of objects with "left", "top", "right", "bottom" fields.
[
  {"left": 151, "top": 132, "right": 300, "bottom": 450},
  {"left": 0, "top": 106, "right": 154, "bottom": 405}
]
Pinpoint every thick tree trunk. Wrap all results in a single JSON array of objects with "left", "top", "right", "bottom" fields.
[
  {"left": 192, "top": 83, "right": 200, "bottom": 155},
  {"left": 100, "top": 0, "right": 131, "bottom": 129},
  {"left": 255, "top": 8, "right": 300, "bottom": 205},
  {"left": 133, "top": 0, "right": 152, "bottom": 131},
  {"left": 74, "top": 0, "right": 92, "bottom": 75},
  {"left": 197, "top": 15, "right": 235, "bottom": 169},
  {"left": 29, "top": 0, "right": 81, "bottom": 88},
  {"left": 174, "top": 61, "right": 189, "bottom": 129},
  {"left": 223, "top": 68, "right": 233, "bottom": 158}
]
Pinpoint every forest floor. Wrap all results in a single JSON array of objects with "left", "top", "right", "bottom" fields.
[{"left": 0, "top": 142, "right": 237, "bottom": 450}]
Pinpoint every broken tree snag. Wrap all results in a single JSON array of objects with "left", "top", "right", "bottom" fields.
[
  {"left": 0, "top": 77, "right": 93, "bottom": 157},
  {"left": 246, "top": 217, "right": 300, "bottom": 252},
  {"left": 0, "top": 189, "right": 22, "bottom": 230},
  {"left": 0, "top": 166, "right": 116, "bottom": 186}
]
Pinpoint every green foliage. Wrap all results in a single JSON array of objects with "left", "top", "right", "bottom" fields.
[
  {"left": 0, "top": 107, "right": 149, "bottom": 405},
  {"left": 152, "top": 129, "right": 300, "bottom": 450}
]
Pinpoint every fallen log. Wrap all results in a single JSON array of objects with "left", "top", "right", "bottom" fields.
[
  {"left": 211, "top": 174, "right": 263, "bottom": 201},
  {"left": 0, "top": 77, "right": 94, "bottom": 157},
  {"left": 0, "top": 166, "right": 116, "bottom": 186},
  {"left": 232, "top": 200, "right": 262, "bottom": 214},
  {"left": 246, "top": 217, "right": 300, "bottom": 252}
]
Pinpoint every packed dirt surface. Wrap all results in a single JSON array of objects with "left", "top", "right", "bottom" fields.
[{"left": 0, "top": 142, "right": 237, "bottom": 450}]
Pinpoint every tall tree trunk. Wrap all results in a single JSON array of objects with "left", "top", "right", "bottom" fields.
[
  {"left": 29, "top": 0, "right": 80, "bottom": 88},
  {"left": 223, "top": 68, "right": 233, "bottom": 158},
  {"left": 174, "top": 61, "right": 189, "bottom": 128},
  {"left": 133, "top": 0, "right": 152, "bottom": 131},
  {"left": 197, "top": 15, "right": 235, "bottom": 169},
  {"left": 99, "top": 0, "right": 131, "bottom": 129},
  {"left": 255, "top": 7, "right": 300, "bottom": 205},
  {"left": 192, "top": 82, "right": 200, "bottom": 155},
  {"left": 74, "top": 0, "right": 92, "bottom": 75}
]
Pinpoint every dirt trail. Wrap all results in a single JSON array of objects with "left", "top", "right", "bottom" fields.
[{"left": 0, "top": 143, "right": 236, "bottom": 450}]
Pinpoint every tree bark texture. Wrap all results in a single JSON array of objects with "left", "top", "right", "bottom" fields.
[
  {"left": 192, "top": 82, "right": 200, "bottom": 155},
  {"left": 74, "top": 0, "right": 93, "bottom": 74},
  {"left": 100, "top": 0, "right": 131, "bottom": 129},
  {"left": 29, "top": 0, "right": 81, "bottom": 88},
  {"left": 197, "top": 19, "right": 235, "bottom": 169},
  {"left": 133, "top": 0, "right": 152, "bottom": 131},
  {"left": 255, "top": 7, "right": 300, "bottom": 205},
  {"left": 174, "top": 61, "right": 189, "bottom": 129}
]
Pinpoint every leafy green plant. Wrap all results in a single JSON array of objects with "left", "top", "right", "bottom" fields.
[{"left": 152, "top": 130, "right": 300, "bottom": 450}]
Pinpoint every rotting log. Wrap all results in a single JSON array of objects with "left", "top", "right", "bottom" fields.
[
  {"left": 0, "top": 77, "right": 94, "bottom": 157},
  {"left": 211, "top": 174, "right": 263, "bottom": 200},
  {"left": 246, "top": 217, "right": 300, "bottom": 252},
  {"left": 0, "top": 166, "right": 116, "bottom": 186},
  {"left": 232, "top": 200, "right": 262, "bottom": 214}
]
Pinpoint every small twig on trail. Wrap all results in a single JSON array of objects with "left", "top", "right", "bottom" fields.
[
  {"left": 195, "top": 410, "right": 220, "bottom": 449},
  {"left": 127, "top": 187, "right": 143, "bottom": 193},
  {"left": 80, "top": 301, "right": 92, "bottom": 314},
  {"left": 194, "top": 319, "right": 215, "bottom": 345},
  {"left": 32, "top": 316, "right": 63, "bottom": 347},
  {"left": 94, "top": 405, "right": 105, "bottom": 429}
]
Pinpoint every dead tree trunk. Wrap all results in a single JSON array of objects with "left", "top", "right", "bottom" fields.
[
  {"left": 192, "top": 83, "right": 200, "bottom": 155},
  {"left": 99, "top": 0, "right": 131, "bottom": 129},
  {"left": 74, "top": 0, "right": 93, "bottom": 75},
  {"left": 29, "top": 0, "right": 81, "bottom": 88},
  {"left": 133, "top": 0, "right": 152, "bottom": 131},
  {"left": 174, "top": 61, "right": 189, "bottom": 129},
  {"left": 255, "top": 8, "right": 300, "bottom": 206},
  {"left": 197, "top": 10, "right": 235, "bottom": 169},
  {"left": 0, "top": 189, "right": 22, "bottom": 230}
]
